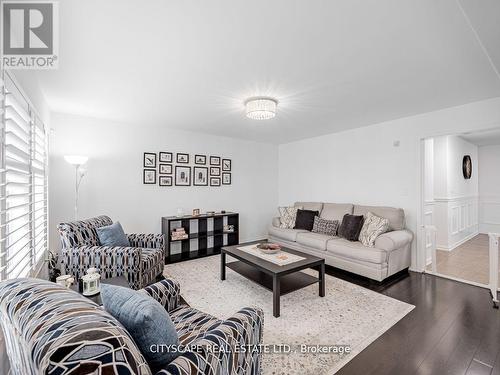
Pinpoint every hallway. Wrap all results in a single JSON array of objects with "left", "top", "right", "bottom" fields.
[{"left": 428, "top": 234, "right": 499, "bottom": 285}]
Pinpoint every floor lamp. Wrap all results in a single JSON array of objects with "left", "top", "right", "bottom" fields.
[{"left": 64, "top": 155, "right": 89, "bottom": 220}]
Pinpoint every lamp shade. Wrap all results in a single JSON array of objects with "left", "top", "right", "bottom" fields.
[{"left": 64, "top": 155, "right": 89, "bottom": 165}]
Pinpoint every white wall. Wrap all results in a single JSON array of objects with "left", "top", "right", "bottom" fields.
[
  {"left": 48, "top": 112, "right": 279, "bottom": 251},
  {"left": 430, "top": 135, "right": 478, "bottom": 251},
  {"left": 479, "top": 145, "right": 500, "bottom": 233},
  {"left": 278, "top": 97, "right": 500, "bottom": 271}
]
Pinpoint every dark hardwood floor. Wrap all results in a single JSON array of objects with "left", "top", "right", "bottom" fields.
[{"left": 326, "top": 266, "right": 500, "bottom": 375}]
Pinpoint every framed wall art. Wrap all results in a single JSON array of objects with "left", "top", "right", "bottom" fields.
[
  {"left": 159, "top": 176, "right": 172, "bottom": 186},
  {"left": 159, "top": 164, "right": 172, "bottom": 175},
  {"left": 177, "top": 153, "right": 189, "bottom": 164},
  {"left": 195, "top": 155, "right": 206, "bottom": 165},
  {"left": 159, "top": 152, "right": 172, "bottom": 163},
  {"left": 143, "top": 152, "right": 157, "bottom": 168},
  {"left": 175, "top": 166, "right": 191, "bottom": 186},
  {"left": 210, "top": 156, "right": 220, "bottom": 165},
  {"left": 210, "top": 167, "right": 220, "bottom": 176},
  {"left": 193, "top": 167, "right": 208, "bottom": 186},
  {"left": 210, "top": 177, "right": 221, "bottom": 187},
  {"left": 143, "top": 169, "right": 156, "bottom": 184},
  {"left": 222, "top": 159, "right": 231, "bottom": 171},
  {"left": 222, "top": 172, "right": 231, "bottom": 185}
]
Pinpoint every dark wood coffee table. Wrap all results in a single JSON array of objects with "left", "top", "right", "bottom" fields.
[{"left": 221, "top": 242, "right": 325, "bottom": 317}]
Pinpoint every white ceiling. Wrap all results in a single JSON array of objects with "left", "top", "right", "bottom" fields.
[
  {"left": 33, "top": 0, "right": 500, "bottom": 143},
  {"left": 461, "top": 128, "right": 500, "bottom": 146}
]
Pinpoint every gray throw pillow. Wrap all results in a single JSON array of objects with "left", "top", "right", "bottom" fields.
[
  {"left": 312, "top": 217, "right": 339, "bottom": 236},
  {"left": 96, "top": 221, "right": 130, "bottom": 247},
  {"left": 101, "top": 284, "right": 180, "bottom": 370}
]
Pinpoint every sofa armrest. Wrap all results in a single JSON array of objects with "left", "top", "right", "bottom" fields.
[
  {"left": 158, "top": 307, "right": 264, "bottom": 375},
  {"left": 375, "top": 230, "right": 413, "bottom": 252},
  {"left": 272, "top": 216, "right": 281, "bottom": 228},
  {"left": 61, "top": 245, "right": 143, "bottom": 289},
  {"left": 140, "top": 278, "right": 180, "bottom": 313},
  {"left": 128, "top": 233, "right": 165, "bottom": 251}
]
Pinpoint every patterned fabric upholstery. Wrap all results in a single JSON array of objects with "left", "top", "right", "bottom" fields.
[
  {"left": 0, "top": 278, "right": 264, "bottom": 375},
  {"left": 0, "top": 278, "right": 151, "bottom": 375},
  {"left": 159, "top": 307, "right": 264, "bottom": 375},
  {"left": 140, "top": 278, "right": 182, "bottom": 312},
  {"left": 58, "top": 216, "right": 165, "bottom": 289}
]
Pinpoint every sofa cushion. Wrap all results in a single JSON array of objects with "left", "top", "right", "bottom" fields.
[
  {"left": 354, "top": 205, "right": 405, "bottom": 231},
  {"left": 338, "top": 214, "right": 364, "bottom": 241},
  {"left": 294, "top": 209, "right": 319, "bottom": 231},
  {"left": 326, "top": 238, "right": 387, "bottom": 264},
  {"left": 296, "top": 232, "right": 334, "bottom": 251},
  {"left": 294, "top": 202, "right": 323, "bottom": 214},
  {"left": 320, "top": 203, "right": 354, "bottom": 221},
  {"left": 268, "top": 226, "right": 308, "bottom": 242}
]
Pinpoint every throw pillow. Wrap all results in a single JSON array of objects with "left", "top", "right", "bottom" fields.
[
  {"left": 96, "top": 221, "right": 130, "bottom": 247},
  {"left": 359, "top": 212, "right": 390, "bottom": 247},
  {"left": 101, "top": 284, "right": 180, "bottom": 371},
  {"left": 294, "top": 209, "right": 319, "bottom": 231},
  {"left": 338, "top": 214, "right": 365, "bottom": 241},
  {"left": 278, "top": 206, "right": 302, "bottom": 229},
  {"left": 312, "top": 216, "right": 339, "bottom": 236}
]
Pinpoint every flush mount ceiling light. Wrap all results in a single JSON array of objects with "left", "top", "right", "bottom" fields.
[{"left": 245, "top": 97, "right": 278, "bottom": 120}]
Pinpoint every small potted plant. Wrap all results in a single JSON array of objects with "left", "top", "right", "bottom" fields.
[{"left": 47, "top": 250, "right": 61, "bottom": 282}]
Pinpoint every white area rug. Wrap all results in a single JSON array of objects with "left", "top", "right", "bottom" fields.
[{"left": 164, "top": 256, "right": 414, "bottom": 375}]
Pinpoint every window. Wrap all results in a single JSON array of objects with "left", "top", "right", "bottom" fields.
[{"left": 0, "top": 72, "right": 49, "bottom": 280}]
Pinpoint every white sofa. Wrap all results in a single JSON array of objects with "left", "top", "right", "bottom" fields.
[{"left": 268, "top": 202, "right": 413, "bottom": 281}]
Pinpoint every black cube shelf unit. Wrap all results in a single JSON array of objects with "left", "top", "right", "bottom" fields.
[{"left": 162, "top": 212, "right": 239, "bottom": 263}]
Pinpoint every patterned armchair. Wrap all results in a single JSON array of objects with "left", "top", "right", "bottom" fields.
[
  {"left": 58, "top": 215, "right": 164, "bottom": 289},
  {"left": 0, "top": 278, "right": 264, "bottom": 375}
]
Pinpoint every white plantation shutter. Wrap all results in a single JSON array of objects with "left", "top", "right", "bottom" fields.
[{"left": 0, "top": 72, "right": 49, "bottom": 280}]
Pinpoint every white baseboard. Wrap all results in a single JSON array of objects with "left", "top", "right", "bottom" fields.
[{"left": 436, "top": 231, "right": 479, "bottom": 252}]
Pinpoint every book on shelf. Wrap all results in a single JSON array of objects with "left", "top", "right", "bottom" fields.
[{"left": 171, "top": 228, "right": 188, "bottom": 240}]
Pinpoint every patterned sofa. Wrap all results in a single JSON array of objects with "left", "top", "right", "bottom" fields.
[
  {"left": 0, "top": 278, "right": 264, "bottom": 375},
  {"left": 58, "top": 215, "right": 164, "bottom": 289}
]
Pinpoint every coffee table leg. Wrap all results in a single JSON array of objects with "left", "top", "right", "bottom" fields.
[
  {"left": 319, "top": 262, "right": 325, "bottom": 297},
  {"left": 273, "top": 275, "right": 280, "bottom": 318},
  {"left": 220, "top": 252, "right": 226, "bottom": 281}
]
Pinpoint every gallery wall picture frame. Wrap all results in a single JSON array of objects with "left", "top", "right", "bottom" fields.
[
  {"left": 195, "top": 155, "right": 207, "bottom": 165},
  {"left": 222, "top": 172, "right": 231, "bottom": 185},
  {"left": 159, "top": 152, "right": 173, "bottom": 163},
  {"left": 143, "top": 169, "right": 156, "bottom": 184},
  {"left": 159, "top": 175, "right": 172, "bottom": 186},
  {"left": 222, "top": 159, "right": 231, "bottom": 171},
  {"left": 176, "top": 153, "right": 190, "bottom": 164},
  {"left": 210, "top": 156, "right": 221, "bottom": 166},
  {"left": 210, "top": 177, "right": 221, "bottom": 187},
  {"left": 210, "top": 167, "right": 221, "bottom": 176},
  {"left": 193, "top": 166, "right": 208, "bottom": 186},
  {"left": 159, "top": 164, "right": 172, "bottom": 175},
  {"left": 175, "top": 166, "right": 191, "bottom": 186},
  {"left": 143, "top": 152, "right": 157, "bottom": 168}
]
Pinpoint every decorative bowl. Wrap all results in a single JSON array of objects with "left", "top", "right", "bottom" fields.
[{"left": 257, "top": 243, "right": 281, "bottom": 254}]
